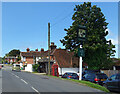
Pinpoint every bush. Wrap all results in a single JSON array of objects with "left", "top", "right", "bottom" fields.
[{"left": 33, "top": 64, "right": 39, "bottom": 72}]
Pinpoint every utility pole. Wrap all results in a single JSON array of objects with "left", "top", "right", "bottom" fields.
[{"left": 48, "top": 22, "right": 50, "bottom": 75}]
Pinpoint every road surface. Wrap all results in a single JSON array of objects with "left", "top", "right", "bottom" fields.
[
  {"left": 2, "top": 66, "right": 104, "bottom": 93},
  {"left": 0, "top": 68, "right": 2, "bottom": 93}
]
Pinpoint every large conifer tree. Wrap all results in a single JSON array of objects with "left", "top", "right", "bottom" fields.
[{"left": 60, "top": 2, "right": 116, "bottom": 70}]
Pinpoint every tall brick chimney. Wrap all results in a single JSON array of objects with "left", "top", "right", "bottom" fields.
[
  {"left": 50, "top": 42, "right": 57, "bottom": 50},
  {"left": 26, "top": 48, "right": 30, "bottom": 52}
]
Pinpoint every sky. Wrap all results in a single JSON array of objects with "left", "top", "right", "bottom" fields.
[{"left": 1, "top": 2, "right": 118, "bottom": 58}]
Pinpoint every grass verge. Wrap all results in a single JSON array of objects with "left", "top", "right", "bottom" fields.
[
  {"left": 32, "top": 71, "right": 38, "bottom": 73},
  {"left": 45, "top": 75, "right": 110, "bottom": 93}
]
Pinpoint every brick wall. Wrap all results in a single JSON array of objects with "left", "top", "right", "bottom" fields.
[{"left": 26, "top": 57, "right": 34, "bottom": 64}]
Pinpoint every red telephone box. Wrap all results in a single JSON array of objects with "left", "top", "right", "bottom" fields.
[{"left": 52, "top": 64, "right": 59, "bottom": 77}]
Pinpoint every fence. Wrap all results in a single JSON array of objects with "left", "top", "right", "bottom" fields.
[{"left": 101, "top": 70, "right": 120, "bottom": 77}]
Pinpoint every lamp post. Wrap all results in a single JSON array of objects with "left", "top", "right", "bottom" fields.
[{"left": 77, "top": 25, "right": 86, "bottom": 80}]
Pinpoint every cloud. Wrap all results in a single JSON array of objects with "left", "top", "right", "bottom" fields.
[
  {"left": 105, "top": 28, "right": 114, "bottom": 37},
  {"left": 106, "top": 28, "right": 118, "bottom": 45}
]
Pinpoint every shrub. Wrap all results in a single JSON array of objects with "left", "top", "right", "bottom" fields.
[{"left": 33, "top": 64, "right": 39, "bottom": 72}]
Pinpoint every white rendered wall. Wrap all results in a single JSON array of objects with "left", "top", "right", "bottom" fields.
[
  {"left": 58, "top": 67, "right": 79, "bottom": 75},
  {"left": 25, "top": 64, "right": 33, "bottom": 72}
]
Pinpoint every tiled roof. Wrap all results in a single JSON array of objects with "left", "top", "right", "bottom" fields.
[
  {"left": 21, "top": 48, "right": 87, "bottom": 68},
  {"left": 21, "top": 51, "right": 42, "bottom": 57},
  {"left": 21, "top": 49, "right": 55, "bottom": 57},
  {"left": 39, "top": 49, "right": 55, "bottom": 57},
  {"left": 51, "top": 49, "right": 79, "bottom": 68},
  {"left": 5, "top": 56, "right": 18, "bottom": 59}
]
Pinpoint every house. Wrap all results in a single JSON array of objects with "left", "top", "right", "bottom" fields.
[
  {"left": 20, "top": 42, "right": 88, "bottom": 73},
  {"left": 20, "top": 48, "right": 44, "bottom": 65},
  {"left": 37, "top": 42, "right": 88, "bottom": 75},
  {"left": 5, "top": 56, "right": 18, "bottom": 63},
  {"left": 37, "top": 42, "right": 57, "bottom": 73},
  {"left": 112, "top": 58, "right": 120, "bottom": 70},
  {"left": 20, "top": 48, "right": 45, "bottom": 72}
]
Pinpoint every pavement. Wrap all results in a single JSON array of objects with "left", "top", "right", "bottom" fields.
[{"left": 2, "top": 66, "right": 105, "bottom": 93}]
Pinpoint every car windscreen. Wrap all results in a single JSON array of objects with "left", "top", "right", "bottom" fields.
[
  {"left": 84, "top": 73, "right": 95, "bottom": 78},
  {"left": 96, "top": 74, "right": 108, "bottom": 79},
  {"left": 116, "top": 74, "right": 120, "bottom": 79},
  {"left": 68, "top": 73, "right": 78, "bottom": 76}
]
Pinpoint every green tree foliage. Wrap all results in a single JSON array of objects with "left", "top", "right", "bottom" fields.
[
  {"left": 33, "top": 64, "right": 39, "bottom": 72},
  {"left": 7, "top": 49, "right": 20, "bottom": 57},
  {"left": 60, "top": 2, "right": 116, "bottom": 70},
  {"left": 0, "top": 57, "right": 2, "bottom": 64},
  {"left": 5, "top": 49, "right": 21, "bottom": 62}
]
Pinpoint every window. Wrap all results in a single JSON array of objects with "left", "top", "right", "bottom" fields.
[
  {"left": 110, "top": 75, "right": 116, "bottom": 80},
  {"left": 72, "top": 73, "right": 78, "bottom": 76},
  {"left": 97, "top": 74, "right": 108, "bottom": 79},
  {"left": 116, "top": 75, "right": 120, "bottom": 79},
  {"left": 73, "top": 64, "right": 77, "bottom": 68},
  {"left": 84, "top": 73, "right": 94, "bottom": 78},
  {"left": 63, "top": 73, "right": 68, "bottom": 76},
  {"left": 23, "top": 57, "right": 26, "bottom": 61}
]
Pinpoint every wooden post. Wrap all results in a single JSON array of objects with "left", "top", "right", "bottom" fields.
[{"left": 48, "top": 23, "right": 50, "bottom": 75}]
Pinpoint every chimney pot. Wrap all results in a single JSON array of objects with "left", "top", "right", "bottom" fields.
[
  {"left": 41, "top": 48, "right": 44, "bottom": 52},
  {"left": 26, "top": 48, "right": 30, "bottom": 52},
  {"left": 35, "top": 49, "right": 38, "bottom": 51},
  {"left": 59, "top": 47, "right": 61, "bottom": 49},
  {"left": 51, "top": 42, "right": 54, "bottom": 45}
]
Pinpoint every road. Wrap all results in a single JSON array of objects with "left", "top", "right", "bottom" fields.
[
  {"left": 2, "top": 66, "right": 104, "bottom": 93},
  {"left": 0, "top": 68, "right": 2, "bottom": 94}
]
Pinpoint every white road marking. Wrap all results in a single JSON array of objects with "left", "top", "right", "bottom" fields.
[
  {"left": 11, "top": 73, "right": 15, "bottom": 75},
  {"left": 21, "top": 79, "right": 28, "bottom": 84},
  {"left": 10, "top": 71, "right": 40, "bottom": 93},
  {"left": 15, "top": 75, "right": 19, "bottom": 78},
  {"left": 31, "top": 86, "right": 40, "bottom": 94}
]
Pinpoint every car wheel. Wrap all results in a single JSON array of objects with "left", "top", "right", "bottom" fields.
[{"left": 103, "top": 84, "right": 107, "bottom": 88}]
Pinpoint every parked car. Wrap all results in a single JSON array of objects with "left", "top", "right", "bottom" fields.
[
  {"left": 103, "top": 73, "right": 120, "bottom": 92},
  {"left": 61, "top": 72, "right": 79, "bottom": 80},
  {"left": 82, "top": 72, "right": 108, "bottom": 85},
  {"left": 12, "top": 64, "right": 21, "bottom": 72},
  {"left": 0, "top": 64, "right": 4, "bottom": 67}
]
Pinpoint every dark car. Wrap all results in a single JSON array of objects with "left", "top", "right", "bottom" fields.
[
  {"left": 103, "top": 73, "right": 120, "bottom": 92},
  {"left": 82, "top": 72, "right": 108, "bottom": 85},
  {"left": 61, "top": 72, "right": 79, "bottom": 80}
]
